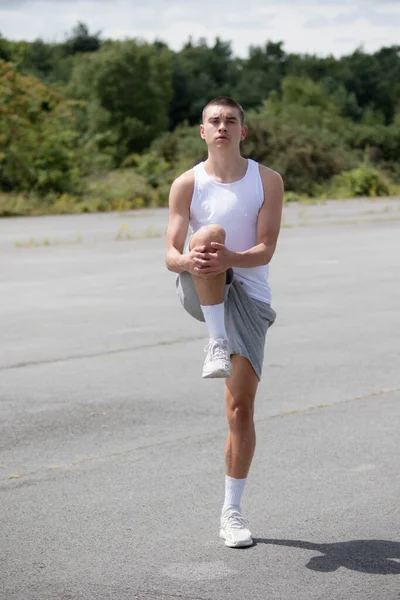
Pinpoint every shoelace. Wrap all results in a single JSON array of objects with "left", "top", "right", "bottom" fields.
[
  {"left": 223, "top": 508, "right": 249, "bottom": 530},
  {"left": 204, "top": 339, "right": 229, "bottom": 363}
]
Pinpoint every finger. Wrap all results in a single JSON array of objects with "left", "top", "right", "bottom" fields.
[
  {"left": 202, "top": 252, "right": 218, "bottom": 260},
  {"left": 193, "top": 245, "right": 207, "bottom": 252},
  {"left": 193, "top": 252, "right": 209, "bottom": 260},
  {"left": 193, "top": 260, "right": 209, "bottom": 267},
  {"left": 210, "top": 242, "right": 224, "bottom": 249}
]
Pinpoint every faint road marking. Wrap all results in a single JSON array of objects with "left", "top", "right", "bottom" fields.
[
  {"left": 5, "top": 386, "right": 399, "bottom": 484},
  {"left": 0, "top": 335, "right": 205, "bottom": 372}
]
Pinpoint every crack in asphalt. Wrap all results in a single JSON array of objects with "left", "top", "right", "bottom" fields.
[
  {"left": 0, "top": 335, "right": 206, "bottom": 372},
  {"left": 3, "top": 386, "right": 399, "bottom": 487}
]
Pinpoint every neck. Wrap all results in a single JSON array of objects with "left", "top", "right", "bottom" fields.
[{"left": 204, "top": 150, "right": 247, "bottom": 183}]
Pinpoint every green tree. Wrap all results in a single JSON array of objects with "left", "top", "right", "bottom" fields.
[
  {"left": 169, "top": 37, "right": 240, "bottom": 128},
  {"left": 335, "top": 47, "right": 400, "bottom": 124},
  {"left": 68, "top": 39, "right": 172, "bottom": 161},
  {"left": 234, "top": 41, "right": 288, "bottom": 109},
  {"left": 0, "top": 60, "right": 99, "bottom": 193},
  {"left": 63, "top": 22, "right": 102, "bottom": 55},
  {"left": 264, "top": 75, "right": 345, "bottom": 133},
  {"left": 19, "top": 39, "right": 57, "bottom": 80},
  {"left": 0, "top": 33, "right": 11, "bottom": 61}
]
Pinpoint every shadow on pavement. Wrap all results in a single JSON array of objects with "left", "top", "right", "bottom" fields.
[{"left": 252, "top": 538, "right": 400, "bottom": 574}]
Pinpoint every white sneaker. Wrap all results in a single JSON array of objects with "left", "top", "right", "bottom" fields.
[
  {"left": 220, "top": 506, "right": 253, "bottom": 548},
  {"left": 202, "top": 338, "right": 232, "bottom": 379}
]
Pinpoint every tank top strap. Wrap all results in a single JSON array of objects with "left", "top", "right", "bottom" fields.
[
  {"left": 246, "top": 158, "right": 258, "bottom": 178},
  {"left": 246, "top": 159, "right": 264, "bottom": 206},
  {"left": 194, "top": 162, "right": 207, "bottom": 184}
]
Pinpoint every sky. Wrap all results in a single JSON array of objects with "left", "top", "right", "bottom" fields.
[{"left": 0, "top": 0, "right": 399, "bottom": 58}]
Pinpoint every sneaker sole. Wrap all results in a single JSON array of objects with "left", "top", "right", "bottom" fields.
[
  {"left": 202, "top": 369, "right": 232, "bottom": 379},
  {"left": 219, "top": 530, "right": 253, "bottom": 548}
]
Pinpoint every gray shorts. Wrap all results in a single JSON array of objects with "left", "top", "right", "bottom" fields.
[{"left": 176, "top": 269, "right": 276, "bottom": 380}]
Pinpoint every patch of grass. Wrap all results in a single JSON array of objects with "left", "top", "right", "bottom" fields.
[
  {"left": 14, "top": 233, "right": 83, "bottom": 248},
  {"left": 115, "top": 224, "right": 163, "bottom": 241}
]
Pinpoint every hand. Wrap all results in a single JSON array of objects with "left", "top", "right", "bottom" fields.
[
  {"left": 190, "top": 242, "right": 234, "bottom": 278},
  {"left": 183, "top": 245, "right": 207, "bottom": 276}
]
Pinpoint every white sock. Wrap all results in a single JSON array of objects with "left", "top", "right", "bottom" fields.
[
  {"left": 223, "top": 476, "right": 247, "bottom": 511},
  {"left": 200, "top": 303, "right": 227, "bottom": 340}
]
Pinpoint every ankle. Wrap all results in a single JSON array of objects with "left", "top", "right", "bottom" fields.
[{"left": 223, "top": 475, "right": 247, "bottom": 512}]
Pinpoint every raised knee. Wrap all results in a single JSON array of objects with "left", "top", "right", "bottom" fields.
[{"left": 191, "top": 224, "right": 226, "bottom": 249}]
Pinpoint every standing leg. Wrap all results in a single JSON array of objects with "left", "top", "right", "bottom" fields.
[
  {"left": 224, "top": 355, "right": 258, "bottom": 479},
  {"left": 220, "top": 355, "right": 259, "bottom": 548}
]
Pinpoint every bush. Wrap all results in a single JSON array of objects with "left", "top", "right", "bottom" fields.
[
  {"left": 329, "top": 166, "right": 391, "bottom": 198},
  {"left": 0, "top": 60, "right": 82, "bottom": 193},
  {"left": 0, "top": 59, "right": 111, "bottom": 195},
  {"left": 0, "top": 168, "right": 159, "bottom": 216},
  {"left": 242, "top": 114, "right": 353, "bottom": 195},
  {"left": 84, "top": 168, "right": 158, "bottom": 210},
  {"left": 121, "top": 151, "right": 171, "bottom": 188},
  {"left": 151, "top": 122, "right": 207, "bottom": 177}
]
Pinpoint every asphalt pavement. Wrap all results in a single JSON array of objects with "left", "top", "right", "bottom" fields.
[{"left": 1, "top": 198, "right": 399, "bottom": 600}]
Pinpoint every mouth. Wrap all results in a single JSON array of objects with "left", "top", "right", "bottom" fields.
[{"left": 216, "top": 136, "right": 229, "bottom": 140}]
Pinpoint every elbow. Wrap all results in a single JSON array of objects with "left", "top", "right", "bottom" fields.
[
  {"left": 165, "top": 255, "right": 174, "bottom": 272},
  {"left": 262, "top": 242, "right": 276, "bottom": 265}
]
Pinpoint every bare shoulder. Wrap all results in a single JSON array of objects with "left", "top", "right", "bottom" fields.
[
  {"left": 258, "top": 164, "right": 284, "bottom": 197},
  {"left": 169, "top": 168, "right": 195, "bottom": 204}
]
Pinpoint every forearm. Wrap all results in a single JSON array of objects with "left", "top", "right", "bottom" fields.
[
  {"left": 230, "top": 242, "right": 276, "bottom": 268},
  {"left": 166, "top": 246, "right": 189, "bottom": 273}
]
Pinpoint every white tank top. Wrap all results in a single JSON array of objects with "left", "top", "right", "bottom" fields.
[{"left": 190, "top": 158, "right": 271, "bottom": 304}]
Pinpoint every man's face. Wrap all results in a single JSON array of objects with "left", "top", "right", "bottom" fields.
[{"left": 200, "top": 105, "right": 247, "bottom": 148}]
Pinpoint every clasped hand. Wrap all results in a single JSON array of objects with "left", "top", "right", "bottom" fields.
[{"left": 188, "top": 242, "right": 233, "bottom": 278}]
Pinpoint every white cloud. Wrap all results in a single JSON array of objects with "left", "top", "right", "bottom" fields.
[{"left": 0, "top": 0, "right": 399, "bottom": 57}]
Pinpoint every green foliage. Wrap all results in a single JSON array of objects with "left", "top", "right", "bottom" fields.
[
  {"left": 231, "top": 42, "right": 287, "bottom": 112},
  {"left": 0, "top": 34, "right": 11, "bottom": 61},
  {"left": 63, "top": 22, "right": 102, "bottom": 56},
  {"left": 169, "top": 38, "right": 240, "bottom": 128},
  {"left": 330, "top": 167, "right": 391, "bottom": 198},
  {"left": 152, "top": 122, "right": 207, "bottom": 175},
  {"left": 0, "top": 60, "right": 83, "bottom": 193},
  {"left": 345, "top": 122, "right": 400, "bottom": 162},
  {"left": 241, "top": 78, "right": 358, "bottom": 194},
  {"left": 121, "top": 152, "right": 170, "bottom": 188},
  {"left": 0, "top": 169, "right": 157, "bottom": 216},
  {"left": 67, "top": 39, "right": 172, "bottom": 161},
  {"left": 0, "top": 60, "right": 112, "bottom": 196},
  {"left": 84, "top": 168, "right": 157, "bottom": 210},
  {"left": 1, "top": 31, "right": 399, "bottom": 215}
]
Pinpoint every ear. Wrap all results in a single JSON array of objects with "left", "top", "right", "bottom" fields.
[
  {"left": 200, "top": 124, "right": 205, "bottom": 139},
  {"left": 240, "top": 125, "right": 248, "bottom": 141}
]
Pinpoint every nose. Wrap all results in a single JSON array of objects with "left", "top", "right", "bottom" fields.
[{"left": 218, "top": 121, "right": 227, "bottom": 132}]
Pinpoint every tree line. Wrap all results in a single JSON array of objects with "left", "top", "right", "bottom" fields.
[{"left": 0, "top": 23, "right": 399, "bottom": 215}]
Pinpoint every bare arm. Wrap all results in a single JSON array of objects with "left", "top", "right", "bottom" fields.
[
  {"left": 165, "top": 171, "right": 193, "bottom": 273},
  {"left": 200, "top": 167, "right": 284, "bottom": 276},
  {"left": 165, "top": 169, "right": 213, "bottom": 279}
]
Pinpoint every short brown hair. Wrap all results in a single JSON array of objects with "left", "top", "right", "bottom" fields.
[{"left": 202, "top": 97, "right": 244, "bottom": 125}]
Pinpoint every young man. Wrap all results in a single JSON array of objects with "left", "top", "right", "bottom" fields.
[{"left": 165, "top": 97, "right": 284, "bottom": 548}]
